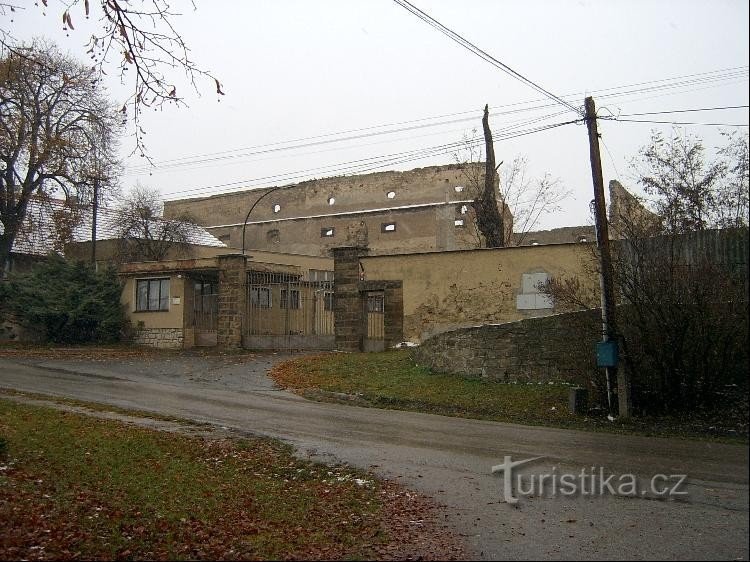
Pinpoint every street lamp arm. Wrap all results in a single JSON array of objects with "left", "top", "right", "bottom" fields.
[{"left": 241, "top": 186, "right": 283, "bottom": 255}]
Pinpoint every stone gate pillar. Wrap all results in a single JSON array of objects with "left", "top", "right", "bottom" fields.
[
  {"left": 217, "top": 253, "right": 247, "bottom": 349},
  {"left": 333, "top": 246, "right": 368, "bottom": 352}
]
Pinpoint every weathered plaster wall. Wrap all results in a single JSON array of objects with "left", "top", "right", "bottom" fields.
[
  {"left": 121, "top": 274, "right": 186, "bottom": 330},
  {"left": 164, "top": 164, "right": 495, "bottom": 256},
  {"left": 360, "top": 243, "right": 597, "bottom": 342}
]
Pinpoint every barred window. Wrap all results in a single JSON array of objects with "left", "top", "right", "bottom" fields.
[{"left": 250, "top": 286, "right": 272, "bottom": 308}]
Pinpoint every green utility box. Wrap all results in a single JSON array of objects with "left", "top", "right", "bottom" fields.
[{"left": 596, "top": 340, "right": 619, "bottom": 368}]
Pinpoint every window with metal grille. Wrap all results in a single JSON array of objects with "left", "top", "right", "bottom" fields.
[
  {"left": 367, "top": 294, "right": 384, "bottom": 313},
  {"left": 281, "top": 288, "right": 301, "bottom": 309},
  {"left": 324, "top": 291, "right": 334, "bottom": 311},
  {"left": 250, "top": 286, "right": 272, "bottom": 308}
]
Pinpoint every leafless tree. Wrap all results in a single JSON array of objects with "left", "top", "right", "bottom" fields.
[
  {"left": 631, "top": 129, "right": 748, "bottom": 233},
  {"left": 0, "top": 40, "right": 120, "bottom": 274},
  {"left": 115, "top": 183, "right": 198, "bottom": 262},
  {"left": 455, "top": 132, "right": 570, "bottom": 248},
  {"left": 1, "top": 1, "right": 224, "bottom": 155}
]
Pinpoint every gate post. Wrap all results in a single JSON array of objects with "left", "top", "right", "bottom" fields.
[
  {"left": 217, "top": 253, "right": 248, "bottom": 349},
  {"left": 332, "top": 245, "right": 368, "bottom": 352}
]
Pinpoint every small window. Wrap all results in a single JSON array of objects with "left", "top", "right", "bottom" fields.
[
  {"left": 309, "top": 269, "right": 334, "bottom": 282},
  {"left": 281, "top": 288, "right": 301, "bottom": 309},
  {"left": 577, "top": 235, "right": 588, "bottom": 243},
  {"left": 454, "top": 185, "right": 465, "bottom": 193},
  {"left": 272, "top": 203, "right": 281, "bottom": 213},
  {"left": 460, "top": 204, "right": 469, "bottom": 215},
  {"left": 327, "top": 196, "right": 336, "bottom": 205},
  {"left": 321, "top": 227, "right": 335, "bottom": 238},
  {"left": 367, "top": 294, "right": 384, "bottom": 313},
  {"left": 454, "top": 219, "right": 465, "bottom": 227},
  {"left": 136, "top": 278, "right": 170, "bottom": 312},
  {"left": 386, "top": 191, "right": 396, "bottom": 199},
  {"left": 266, "top": 229, "right": 280, "bottom": 244},
  {"left": 250, "top": 286, "right": 272, "bottom": 308},
  {"left": 381, "top": 222, "right": 396, "bottom": 233},
  {"left": 324, "top": 291, "right": 334, "bottom": 311}
]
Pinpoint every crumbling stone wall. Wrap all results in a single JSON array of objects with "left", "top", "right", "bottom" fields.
[{"left": 412, "top": 309, "right": 601, "bottom": 386}]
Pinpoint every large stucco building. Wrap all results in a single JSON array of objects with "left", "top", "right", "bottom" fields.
[{"left": 163, "top": 163, "right": 515, "bottom": 256}]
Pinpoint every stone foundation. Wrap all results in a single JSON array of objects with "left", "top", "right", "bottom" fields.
[{"left": 132, "top": 328, "right": 184, "bottom": 349}]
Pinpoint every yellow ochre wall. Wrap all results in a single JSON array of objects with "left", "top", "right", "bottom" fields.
[{"left": 360, "top": 243, "right": 597, "bottom": 342}]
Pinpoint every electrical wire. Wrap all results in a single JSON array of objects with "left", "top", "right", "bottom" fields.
[
  {"left": 613, "top": 105, "right": 749, "bottom": 118},
  {"left": 124, "top": 67, "right": 748, "bottom": 176},
  {"left": 608, "top": 118, "right": 749, "bottom": 127},
  {"left": 391, "top": 0, "right": 581, "bottom": 116},
  {"left": 160, "top": 118, "right": 581, "bottom": 201}
]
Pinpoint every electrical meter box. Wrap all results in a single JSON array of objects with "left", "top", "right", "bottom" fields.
[{"left": 596, "top": 340, "right": 619, "bottom": 368}]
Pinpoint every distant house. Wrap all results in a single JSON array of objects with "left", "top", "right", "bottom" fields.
[{"left": 1, "top": 198, "right": 228, "bottom": 273}]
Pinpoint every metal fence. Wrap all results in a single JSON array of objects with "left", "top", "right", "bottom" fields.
[{"left": 244, "top": 270, "right": 335, "bottom": 350}]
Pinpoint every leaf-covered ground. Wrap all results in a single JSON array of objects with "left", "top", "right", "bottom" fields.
[
  {"left": 270, "top": 351, "right": 748, "bottom": 442},
  {"left": 0, "top": 399, "right": 466, "bottom": 560}
]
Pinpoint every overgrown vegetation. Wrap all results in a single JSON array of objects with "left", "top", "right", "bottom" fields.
[
  {"left": 0, "top": 256, "right": 126, "bottom": 344},
  {"left": 0, "top": 399, "right": 462, "bottom": 560},
  {"left": 543, "top": 130, "right": 749, "bottom": 417},
  {"left": 270, "top": 351, "right": 748, "bottom": 441}
]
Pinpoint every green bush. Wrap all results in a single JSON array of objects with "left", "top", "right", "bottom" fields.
[{"left": 0, "top": 255, "right": 126, "bottom": 344}]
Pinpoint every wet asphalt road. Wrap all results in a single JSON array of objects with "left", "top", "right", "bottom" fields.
[{"left": 0, "top": 353, "right": 747, "bottom": 560}]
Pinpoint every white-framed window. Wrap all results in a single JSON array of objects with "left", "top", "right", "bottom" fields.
[
  {"left": 136, "top": 278, "right": 170, "bottom": 312},
  {"left": 250, "top": 286, "right": 272, "bottom": 308},
  {"left": 281, "top": 288, "right": 301, "bottom": 309}
]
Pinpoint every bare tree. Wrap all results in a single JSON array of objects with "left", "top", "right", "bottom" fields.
[
  {"left": 115, "top": 184, "right": 198, "bottom": 262},
  {"left": 455, "top": 130, "right": 570, "bottom": 248},
  {"left": 631, "top": 129, "right": 749, "bottom": 233},
  {"left": 0, "top": 1, "right": 224, "bottom": 155},
  {"left": 541, "top": 130, "right": 750, "bottom": 415},
  {"left": 0, "top": 40, "right": 120, "bottom": 274}
]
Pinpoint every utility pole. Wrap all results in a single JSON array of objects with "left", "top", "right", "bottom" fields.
[
  {"left": 584, "top": 96, "right": 631, "bottom": 418},
  {"left": 91, "top": 176, "right": 99, "bottom": 267}
]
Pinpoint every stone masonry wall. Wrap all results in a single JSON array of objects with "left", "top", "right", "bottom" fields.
[
  {"left": 132, "top": 328, "right": 184, "bottom": 349},
  {"left": 412, "top": 309, "right": 601, "bottom": 385},
  {"left": 217, "top": 254, "right": 248, "bottom": 349},
  {"left": 333, "top": 246, "right": 367, "bottom": 352}
]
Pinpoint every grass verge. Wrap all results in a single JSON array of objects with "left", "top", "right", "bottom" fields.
[
  {"left": 0, "top": 398, "right": 464, "bottom": 560},
  {"left": 270, "top": 351, "right": 748, "bottom": 443}
]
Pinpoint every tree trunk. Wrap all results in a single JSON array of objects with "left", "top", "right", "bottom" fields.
[{"left": 474, "top": 104, "right": 505, "bottom": 247}]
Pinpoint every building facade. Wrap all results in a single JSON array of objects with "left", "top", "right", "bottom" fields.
[{"left": 163, "top": 163, "right": 509, "bottom": 256}]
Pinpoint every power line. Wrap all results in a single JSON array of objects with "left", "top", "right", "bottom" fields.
[
  {"left": 125, "top": 66, "right": 748, "bottom": 176},
  {"left": 391, "top": 0, "right": 582, "bottom": 116},
  {"left": 161, "top": 118, "right": 581, "bottom": 201},
  {"left": 613, "top": 105, "right": 749, "bottom": 118},
  {"left": 608, "top": 118, "right": 749, "bottom": 127}
]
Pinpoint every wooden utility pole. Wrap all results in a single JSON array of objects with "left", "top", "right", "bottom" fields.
[
  {"left": 584, "top": 96, "right": 631, "bottom": 418},
  {"left": 91, "top": 176, "right": 99, "bottom": 266}
]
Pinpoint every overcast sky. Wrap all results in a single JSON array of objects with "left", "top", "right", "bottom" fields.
[{"left": 8, "top": 0, "right": 750, "bottom": 230}]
